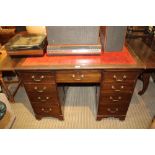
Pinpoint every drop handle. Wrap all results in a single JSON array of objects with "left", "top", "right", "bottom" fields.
[
  {"left": 41, "top": 108, "right": 52, "bottom": 113},
  {"left": 72, "top": 74, "right": 84, "bottom": 81},
  {"left": 107, "top": 108, "right": 118, "bottom": 113},
  {"left": 109, "top": 96, "right": 122, "bottom": 102},
  {"left": 37, "top": 96, "right": 50, "bottom": 102},
  {"left": 34, "top": 86, "right": 47, "bottom": 93},
  {"left": 31, "top": 75, "right": 45, "bottom": 82},
  {"left": 111, "top": 85, "right": 124, "bottom": 91},
  {"left": 113, "top": 75, "right": 127, "bottom": 82},
  {"left": 111, "top": 85, "right": 120, "bottom": 92}
]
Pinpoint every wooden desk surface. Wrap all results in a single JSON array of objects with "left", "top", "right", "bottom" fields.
[
  {"left": 127, "top": 38, "right": 155, "bottom": 69},
  {"left": 0, "top": 40, "right": 149, "bottom": 71}
]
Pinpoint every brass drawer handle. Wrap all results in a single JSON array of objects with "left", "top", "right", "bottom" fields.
[
  {"left": 72, "top": 74, "right": 84, "bottom": 81},
  {"left": 34, "top": 86, "right": 47, "bottom": 93},
  {"left": 31, "top": 75, "right": 45, "bottom": 82},
  {"left": 113, "top": 75, "right": 127, "bottom": 82},
  {"left": 111, "top": 85, "right": 124, "bottom": 91},
  {"left": 121, "top": 86, "right": 124, "bottom": 89},
  {"left": 109, "top": 96, "right": 122, "bottom": 102},
  {"left": 37, "top": 96, "right": 50, "bottom": 102},
  {"left": 41, "top": 108, "right": 52, "bottom": 113},
  {"left": 107, "top": 108, "right": 119, "bottom": 113}
]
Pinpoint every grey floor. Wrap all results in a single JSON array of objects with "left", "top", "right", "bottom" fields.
[{"left": 136, "top": 79, "right": 155, "bottom": 118}]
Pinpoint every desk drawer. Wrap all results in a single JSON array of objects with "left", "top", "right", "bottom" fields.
[
  {"left": 98, "top": 103, "right": 129, "bottom": 116},
  {"left": 101, "top": 82, "right": 134, "bottom": 93},
  {"left": 18, "top": 71, "right": 55, "bottom": 83},
  {"left": 27, "top": 93, "right": 58, "bottom": 104},
  {"left": 103, "top": 70, "right": 139, "bottom": 82},
  {"left": 56, "top": 70, "right": 101, "bottom": 83},
  {"left": 24, "top": 83, "right": 57, "bottom": 94},
  {"left": 32, "top": 104, "right": 62, "bottom": 116},
  {"left": 100, "top": 93, "right": 132, "bottom": 104}
]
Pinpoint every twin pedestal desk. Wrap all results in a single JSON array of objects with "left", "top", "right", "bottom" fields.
[{"left": 1, "top": 38, "right": 155, "bottom": 121}]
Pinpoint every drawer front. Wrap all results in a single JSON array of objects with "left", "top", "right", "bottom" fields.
[
  {"left": 100, "top": 93, "right": 132, "bottom": 104},
  {"left": 30, "top": 100, "right": 61, "bottom": 108},
  {"left": 32, "top": 104, "right": 62, "bottom": 116},
  {"left": 27, "top": 93, "right": 58, "bottom": 104},
  {"left": 24, "top": 83, "right": 57, "bottom": 95},
  {"left": 103, "top": 70, "right": 139, "bottom": 82},
  {"left": 98, "top": 103, "right": 129, "bottom": 116},
  {"left": 56, "top": 70, "right": 101, "bottom": 83},
  {"left": 18, "top": 71, "right": 55, "bottom": 83},
  {"left": 101, "top": 82, "right": 135, "bottom": 93}
]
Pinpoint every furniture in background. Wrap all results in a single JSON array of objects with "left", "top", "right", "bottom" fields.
[
  {"left": 0, "top": 93, "right": 16, "bottom": 128},
  {"left": 0, "top": 26, "right": 16, "bottom": 45},
  {"left": 142, "top": 26, "right": 155, "bottom": 51},
  {"left": 0, "top": 72, "right": 15, "bottom": 102},
  {"left": 126, "top": 26, "right": 148, "bottom": 39},
  {"left": 0, "top": 71, "right": 22, "bottom": 102},
  {"left": 0, "top": 27, "right": 25, "bottom": 102}
]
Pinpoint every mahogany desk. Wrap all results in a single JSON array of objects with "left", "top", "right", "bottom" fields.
[{"left": 0, "top": 39, "right": 150, "bottom": 121}]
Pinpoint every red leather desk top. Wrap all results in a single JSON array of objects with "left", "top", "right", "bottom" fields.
[{"left": 22, "top": 46, "right": 136, "bottom": 66}]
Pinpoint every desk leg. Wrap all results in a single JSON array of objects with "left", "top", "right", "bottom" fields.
[
  {"left": 35, "top": 114, "right": 42, "bottom": 120},
  {"left": 35, "top": 114, "right": 64, "bottom": 121},
  {"left": 97, "top": 115, "right": 126, "bottom": 121},
  {"left": 119, "top": 116, "right": 126, "bottom": 121},
  {"left": 0, "top": 72, "right": 15, "bottom": 103},
  {"left": 138, "top": 72, "right": 150, "bottom": 95}
]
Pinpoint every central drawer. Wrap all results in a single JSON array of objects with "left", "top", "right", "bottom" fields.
[{"left": 56, "top": 70, "right": 101, "bottom": 83}]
